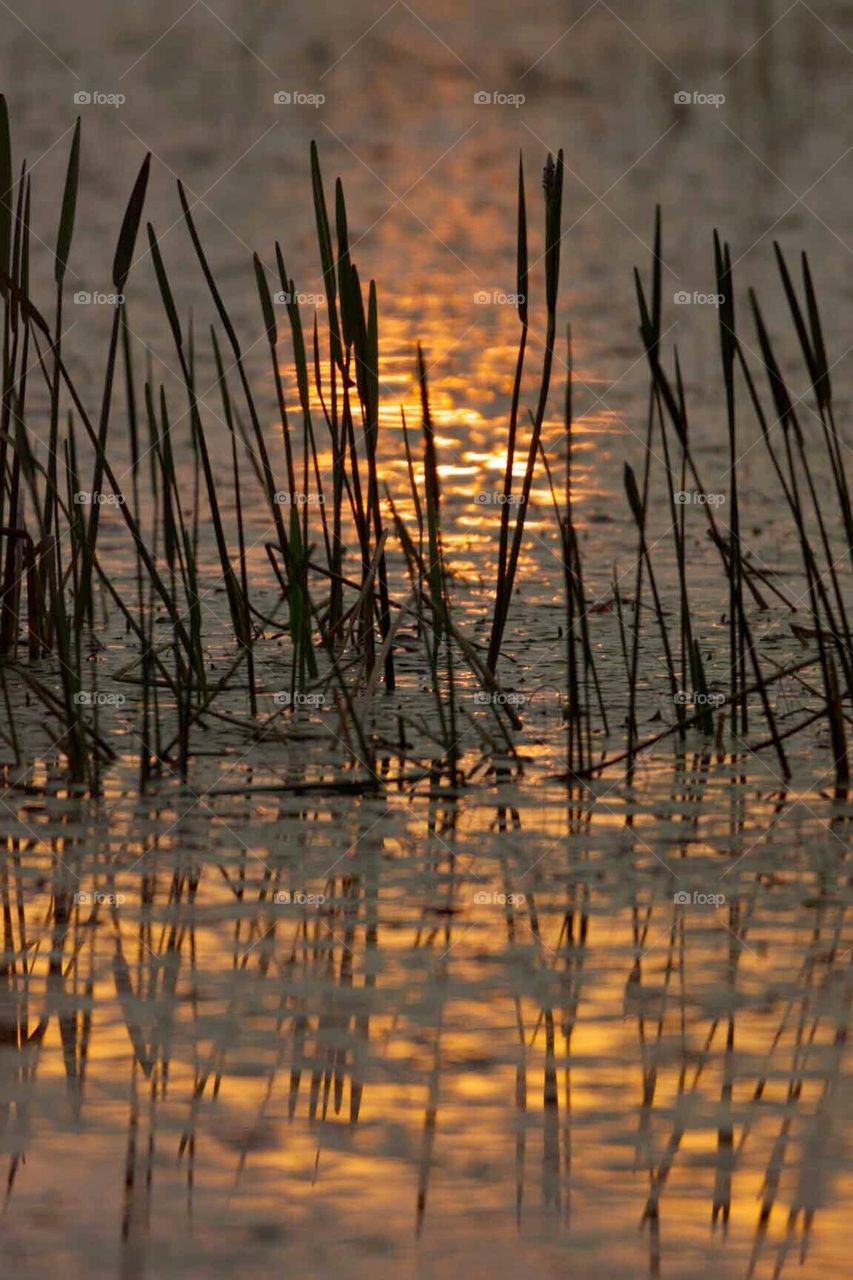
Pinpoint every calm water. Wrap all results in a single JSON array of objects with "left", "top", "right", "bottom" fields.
[
  {"left": 0, "top": 2, "right": 852, "bottom": 1277},
  {"left": 2, "top": 757, "right": 851, "bottom": 1279}
]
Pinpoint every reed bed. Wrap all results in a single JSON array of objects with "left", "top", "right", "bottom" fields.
[{"left": 0, "top": 98, "right": 850, "bottom": 799}]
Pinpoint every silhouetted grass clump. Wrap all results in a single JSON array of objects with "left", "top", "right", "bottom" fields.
[{"left": 0, "top": 96, "right": 850, "bottom": 797}]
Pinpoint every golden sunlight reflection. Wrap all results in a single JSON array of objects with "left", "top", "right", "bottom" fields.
[{"left": 4, "top": 767, "right": 850, "bottom": 1279}]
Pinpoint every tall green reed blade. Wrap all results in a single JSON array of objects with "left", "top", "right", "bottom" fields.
[
  {"left": 253, "top": 248, "right": 317, "bottom": 683},
  {"left": 355, "top": 271, "right": 394, "bottom": 690},
  {"left": 418, "top": 344, "right": 443, "bottom": 653},
  {"left": 416, "top": 345, "right": 459, "bottom": 777},
  {"left": 401, "top": 405, "right": 424, "bottom": 594},
  {"left": 0, "top": 96, "right": 11, "bottom": 298},
  {"left": 802, "top": 250, "right": 853, "bottom": 566},
  {"left": 151, "top": 380, "right": 202, "bottom": 686},
  {"left": 634, "top": 277, "right": 789, "bottom": 776},
  {"left": 774, "top": 243, "right": 853, "bottom": 566},
  {"left": 11, "top": 396, "right": 89, "bottom": 782},
  {"left": 147, "top": 222, "right": 248, "bottom": 653},
  {"left": 64, "top": 418, "right": 81, "bottom": 663},
  {"left": 41, "top": 119, "right": 81, "bottom": 613},
  {"left": 654, "top": 347, "right": 695, "bottom": 700},
  {"left": 312, "top": 314, "right": 344, "bottom": 625},
  {"left": 625, "top": 222, "right": 664, "bottom": 776},
  {"left": 311, "top": 142, "right": 343, "bottom": 373},
  {"left": 562, "top": 516, "right": 583, "bottom": 775},
  {"left": 492, "top": 154, "right": 529, "bottom": 675},
  {"left": 176, "top": 181, "right": 290, "bottom": 573},
  {"left": 274, "top": 244, "right": 332, "bottom": 571},
  {"left": 144, "top": 382, "right": 175, "bottom": 580},
  {"left": 488, "top": 150, "right": 563, "bottom": 674},
  {"left": 750, "top": 292, "right": 853, "bottom": 744},
  {"left": 20, "top": 304, "right": 196, "bottom": 659},
  {"left": 689, "top": 639, "right": 715, "bottom": 738},
  {"left": 651, "top": 205, "right": 662, "bottom": 341},
  {"left": 54, "top": 117, "right": 80, "bottom": 288},
  {"left": 548, "top": 333, "right": 608, "bottom": 758},
  {"left": 253, "top": 250, "right": 296, "bottom": 497},
  {"left": 714, "top": 232, "right": 746, "bottom": 732},
  {"left": 801, "top": 253, "right": 832, "bottom": 411},
  {"left": 0, "top": 166, "right": 31, "bottom": 657},
  {"left": 0, "top": 96, "right": 12, "bottom": 556},
  {"left": 210, "top": 328, "right": 256, "bottom": 712},
  {"left": 635, "top": 227, "right": 678, "bottom": 575},
  {"left": 113, "top": 154, "right": 151, "bottom": 294},
  {"left": 335, "top": 177, "right": 358, "bottom": 358},
  {"left": 311, "top": 147, "right": 347, "bottom": 629},
  {"left": 32, "top": 117, "right": 74, "bottom": 640},
  {"left": 330, "top": 177, "right": 366, "bottom": 568},
  {"left": 120, "top": 307, "right": 144, "bottom": 610},
  {"left": 748, "top": 290, "right": 849, "bottom": 652},
  {"left": 672, "top": 349, "right": 692, "bottom": 678},
  {"left": 77, "top": 152, "right": 151, "bottom": 626},
  {"left": 335, "top": 257, "right": 371, "bottom": 666},
  {"left": 624, "top": 462, "right": 684, "bottom": 740}
]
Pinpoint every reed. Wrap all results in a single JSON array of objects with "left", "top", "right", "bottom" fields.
[{"left": 0, "top": 104, "right": 847, "bottom": 798}]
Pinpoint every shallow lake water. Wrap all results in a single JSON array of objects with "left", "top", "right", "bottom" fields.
[{"left": 0, "top": 2, "right": 852, "bottom": 1277}]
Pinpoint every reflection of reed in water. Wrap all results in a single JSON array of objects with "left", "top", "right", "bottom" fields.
[{"left": 1, "top": 766, "right": 848, "bottom": 1279}]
